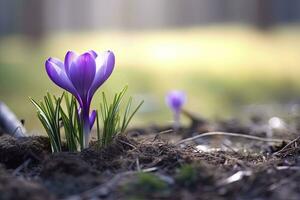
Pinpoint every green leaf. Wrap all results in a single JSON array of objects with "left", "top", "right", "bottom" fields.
[{"left": 99, "top": 86, "right": 143, "bottom": 147}]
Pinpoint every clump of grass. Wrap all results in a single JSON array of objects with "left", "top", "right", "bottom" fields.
[
  {"left": 30, "top": 93, "right": 63, "bottom": 152},
  {"left": 98, "top": 86, "right": 143, "bottom": 147},
  {"left": 30, "top": 87, "right": 143, "bottom": 152},
  {"left": 59, "top": 94, "right": 84, "bottom": 151},
  {"left": 30, "top": 93, "right": 84, "bottom": 152}
]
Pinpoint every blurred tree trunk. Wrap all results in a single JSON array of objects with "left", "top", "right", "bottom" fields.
[
  {"left": 256, "top": 0, "right": 274, "bottom": 30},
  {"left": 21, "top": 0, "right": 45, "bottom": 40}
]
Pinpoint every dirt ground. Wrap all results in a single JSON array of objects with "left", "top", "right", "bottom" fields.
[{"left": 0, "top": 115, "right": 300, "bottom": 200}]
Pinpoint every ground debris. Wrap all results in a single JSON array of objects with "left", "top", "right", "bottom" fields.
[{"left": 0, "top": 123, "right": 300, "bottom": 199}]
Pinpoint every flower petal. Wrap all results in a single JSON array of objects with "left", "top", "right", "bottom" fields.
[
  {"left": 88, "top": 51, "right": 115, "bottom": 101},
  {"left": 165, "top": 90, "right": 186, "bottom": 112},
  {"left": 88, "top": 50, "right": 97, "bottom": 58},
  {"left": 89, "top": 110, "right": 97, "bottom": 129},
  {"left": 49, "top": 57, "right": 64, "bottom": 69},
  {"left": 45, "top": 57, "right": 77, "bottom": 95},
  {"left": 64, "top": 51, "right": 78, "bottom": 74},
  {"left": 69, "top": 53, "right": 96, "bottom": 100}
]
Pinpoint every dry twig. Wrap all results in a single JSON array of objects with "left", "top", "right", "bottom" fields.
[
  {"left": 153, "top": 129, "right": 174, "bottom": 141},
  {"left": 176, "top": 132, "right": 285, "bottom": 145},
  {"left": 273, "top": 136, "right": 300, "bottom": 156}
]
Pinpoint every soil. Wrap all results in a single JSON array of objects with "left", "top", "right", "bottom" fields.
[{"left": 1, "top": 115, "right": 300, "bottom": 200}]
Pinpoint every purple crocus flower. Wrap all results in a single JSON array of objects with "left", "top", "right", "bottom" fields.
[
  {"left": 45, "top": 50, "right": 115, "bottom": 148},
  {"left": 165, "top": 90, "right": 186, "bottom": 129}
]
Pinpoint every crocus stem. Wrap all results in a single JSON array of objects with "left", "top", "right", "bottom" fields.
[
  {"left": 83, "top": 121, "right": 90, "bottom": 148},
  {"left": 173, "top": 111, "right": 180, "bottom": 131},
  {"left": 81, "top": 107, "right": 91, "bottom": 148}
]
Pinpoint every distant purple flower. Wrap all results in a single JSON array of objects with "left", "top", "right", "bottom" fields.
[
  {"left": 45, "top": 50, "right": 115, "bottom": 147},
  {"left": 165, "top": 90, "right": 186, "bottom": 129}
]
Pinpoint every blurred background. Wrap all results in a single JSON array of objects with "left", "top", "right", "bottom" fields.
[{"left": 1, "top": 0, "right": 300, "bottom": 132}]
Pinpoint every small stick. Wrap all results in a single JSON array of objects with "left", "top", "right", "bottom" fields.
[
  {"left": 176, "top": 131, "right": 286, "bottom": 145},
  {"left": 117, "top": 139, "right": 137, "bottom": 150},
  {"left": 12, "top": 159, "right": 32, "bottom": 176},
  {"left": 276, "top": 166, "right": 300, "bottom": 170},
  {"left": 136, "top": 158, "right": 141, "bottom": 171},
  {"left": 273, "top": 136, "right": 300, "bottom": 156},
  {"left": 153, "top": 129, "right": 174, "bottom": 141},
  {"left": 156, "top": 129, "right": 174, "bottom": 135}
]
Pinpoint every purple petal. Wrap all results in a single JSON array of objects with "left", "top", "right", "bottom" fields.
[
  {"left": 88, "top": 50, "right": 97, "bottom": 58},
  {"left": 45, "top": 58, "right": 77, "bottom": 95},
  {"left": 88, "top": 51, "right": 115, "bottom": 102},
  {"left": 69, "top": 53, "right": 96, "bottom": 100},
  {"left": 89, "top": 110, "right": 97, "bottom": 129},
  {"left": 64, "top": 51, "right": 78, "bottom": 74},
  {"left": 165, "top": 90, "right": 186, "bottom": 112},
  {"left": 49, "top": 57, "right": 64, "bottom": 69}
]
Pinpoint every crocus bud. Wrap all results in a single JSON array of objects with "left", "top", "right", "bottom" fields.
[{"left": 165, "top": 90, "right": 186, "bottom": 130}]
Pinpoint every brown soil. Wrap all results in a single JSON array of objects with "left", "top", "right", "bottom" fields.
[{"left": 0, "top": 117, "right": 300, "bottom": 200}]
